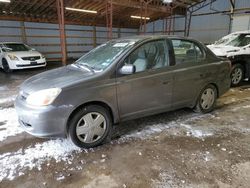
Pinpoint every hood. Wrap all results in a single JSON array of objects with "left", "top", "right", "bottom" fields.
[
  {"left": 207, "top": 44, "right": 240, "bottom": 57},
  {"left": 21, "top": 65, "right": 95, "bottom": 94},
  {"left": 6, "top": 50, "right": 42, "bottom": 58}
]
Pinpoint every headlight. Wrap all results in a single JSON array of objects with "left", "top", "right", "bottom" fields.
[
  {"left": 26, "top": 88, "right": 62, "bottom": 106},
  {"left": 41, "top": 55, "right": 46, "bottom": 59},
  {"left": 8, "top": 54, "right": 18, "bottom": 60}
]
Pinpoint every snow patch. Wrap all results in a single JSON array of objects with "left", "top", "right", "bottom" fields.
[
  {"left": 180, "top": 123, "right": 213, "bottom": 138},
  {"left": 0, "top": 95, "right": 16, "bottom": 106},
  {"left": 0, "top": 139, "right": 84, "bottom": 181},
  {"left": 0, "top": 108, "right": 23, "bottom": 141},
  {"left": 124, "top": 114, "right": 214, "bottom": 140},
  {"left": 231, "top": 105, "right": 250, "bottom": 112},
  {"left": 124, "top": 122, "right": 172, "bottom": 139},
  {"left": 152, "top": 172, "right": 175, "bottom": 188}
]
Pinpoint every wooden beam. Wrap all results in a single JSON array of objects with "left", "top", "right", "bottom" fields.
[
  {"left": 56, "top": 0, "right": 67, "bottom": 66},
  {"left": 20, "top": 21, "right": 27, "bottom": 44}
]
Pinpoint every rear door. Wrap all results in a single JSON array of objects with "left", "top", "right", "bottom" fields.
[
  {"left": 116, "top": 39, "right": 174, "bottom": 120},
  {"left": 170, "top": 39, "right": 218, "bottom": 108}
]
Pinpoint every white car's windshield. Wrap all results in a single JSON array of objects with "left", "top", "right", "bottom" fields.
[
  {"left": 227, "top": 34, "right": 250, "bottom": 47},
  {"left": 76, "top": 39, "right": 137, "bottom": 71},
  {"left": 214, "top": 34, "right": 239, "bottom": 45},
  {"left": 3, "top": 43, "right": 31, "bottom": 52}
]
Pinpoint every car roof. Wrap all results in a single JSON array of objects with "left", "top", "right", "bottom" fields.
[{"left": 111, "top": 34, "right": 192, "bottom": 43}]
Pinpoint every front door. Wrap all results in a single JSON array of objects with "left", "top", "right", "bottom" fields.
[{"left": 116, "top": 39, "right": 174, "bottom": 120}]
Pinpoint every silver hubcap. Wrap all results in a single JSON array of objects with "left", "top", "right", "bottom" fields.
[
  {"left": 76, "top": 112, "right": 106, "bottom": 143},
  {"left": 200, "top": 88, "right": 215, "bottom": 110},
  {"left": 231, "top": 68, "right": 243, "bottom": 85}
]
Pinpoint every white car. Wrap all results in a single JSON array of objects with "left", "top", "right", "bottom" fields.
[
  {"left": 207, "top": 31, "right": 250, "bottom": 86},
  {"left": 0, "top": 42, "right": 46, "bottom": 72}
]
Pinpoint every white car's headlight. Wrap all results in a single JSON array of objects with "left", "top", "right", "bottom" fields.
[
  {"left": 8, "top": 54, "right": 18, "bottom": 60},
  {"left": 26, "top": 88, "right": 62, "bottom": 106},
  {"left": 41, "top": 55, "right": 46, "bottom": 59}
]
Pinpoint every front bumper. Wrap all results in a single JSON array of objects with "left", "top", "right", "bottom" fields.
[
  {"left": 15, "top": 94, "right": 72, "bottom": 138},
  {"left": 9, "top": 58, "right": 47, "bottom": 70}
]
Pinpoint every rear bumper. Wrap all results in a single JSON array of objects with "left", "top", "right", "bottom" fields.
[{"left": 218, "top": 76, "right": 231, "bottom": 97}]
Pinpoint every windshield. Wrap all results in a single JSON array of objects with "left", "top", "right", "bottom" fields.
[
  {"left": 214, "top": 34, "right": 239, "bottom": 45},
  {"left": 227, "top": 34, "right": 250, "bottom": 47},
  {"left": 3, "top": 43, "right": 31, "bottom": 52},
  {"left": 76, "top": 39, "right": 137, "bottom": 71}
]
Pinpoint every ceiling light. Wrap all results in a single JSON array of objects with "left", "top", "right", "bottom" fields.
[
  {"left": 131, "top": 15, "right": 150, "bottom": 20},
  {"left": 0, "top": 0, "right": 11, "bottom": 3},
  {"left": 162, "top": 0, "right": 173, "bottom": 3},
  {"left": 65, "top": 7, "right": 97, "bottom": 14}
]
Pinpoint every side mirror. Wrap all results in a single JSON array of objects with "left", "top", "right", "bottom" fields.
[
  {"left": 31, "top": 48, "right": 36, "bottom": 51},
  {"left": 119, "top": 64, "right": 135, "bottom": 75}
]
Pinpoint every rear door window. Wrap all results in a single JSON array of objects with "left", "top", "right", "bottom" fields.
[{"left": 171, "top": 39, "right": 204, "bottom": 65}]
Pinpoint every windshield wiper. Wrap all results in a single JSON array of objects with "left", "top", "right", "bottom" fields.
[{"left": 74, "top": 63, "right": 95, "bottom": 73}]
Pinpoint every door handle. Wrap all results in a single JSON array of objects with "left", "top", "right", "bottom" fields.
[
  {"left": 162, "top": 80, "right": 170, "bottom": 85},
  {"left": 200, "top": 74, "right": 205, "bottom": 78},
  {"left": 200, "top": 72, "right": 212, "bottom": 78}
]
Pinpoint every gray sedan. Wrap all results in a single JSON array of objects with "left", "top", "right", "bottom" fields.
[{"left": 15, "top": 35, "right": 231, "bottom": 148}]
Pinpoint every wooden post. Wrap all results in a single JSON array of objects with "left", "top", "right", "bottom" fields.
[
  {"left": 20, "top": 21, "right": 27, "bottom": 44},
  {"left": 56, "top": 0, "right": 67, "bottom": 66},
  {"left": 106, "top": 0, "right": 113, "bottom": 40}
]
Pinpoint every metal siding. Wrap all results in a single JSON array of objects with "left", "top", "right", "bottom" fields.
[
  {"left": 0, "top": 20, "right": 137, "bottom": 60},
  {"left": 145, "top": 0, "right": 232, "bottom": 43},
  {"left": 235, "top": 0, "right": 250, "bottom": 9},
  {"left": 232, "top": 15, "right": 250, "bottom": 32},
  {"left": 0, "top": 20, "right": 22, "bottom": 42}
]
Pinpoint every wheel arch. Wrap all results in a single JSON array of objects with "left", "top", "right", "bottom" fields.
[
  {"left": 193, "top": 82, "right": 219, "bottom": 108},
  {"left": 65, "top": 101, "right": 115, "bottom": 136}
]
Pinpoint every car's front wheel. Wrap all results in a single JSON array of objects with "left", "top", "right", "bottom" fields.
[
  {"left": 2, "top": 58, "right": 12, "bottom": 73},
  {"left": 231, "top": 64, "right": 244, "bottom": 86},
  {"left": 68, "top": 105, "right": 112, "bottom": 148},
  {"left": 194, "top": 84, "right": 217, "bottom": 113}
]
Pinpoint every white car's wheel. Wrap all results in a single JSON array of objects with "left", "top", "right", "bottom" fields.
[
  {"left": 2, "top": 58, "right": 12, "bottom": 73},
  {"left": 231, "top": 64, "right": 244, "bottom": 86}
]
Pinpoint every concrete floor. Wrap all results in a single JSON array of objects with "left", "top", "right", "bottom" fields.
[{"left": 0, "top": 64, "right": 250, "bottom": 188}]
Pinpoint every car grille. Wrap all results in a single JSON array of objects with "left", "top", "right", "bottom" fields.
[{"left": 22, "top": 56, "right": 41, "bottom": 61}]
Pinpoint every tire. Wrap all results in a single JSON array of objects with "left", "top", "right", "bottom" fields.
[
  {"left": 194, "top": 84, "right": 217, "bottom": 113},
  {"left": 68, "top": 105, "right": 112, "bottom": 148},
  {"left": 2, "top": 58, "right": 12, "bottom": 73},
  {"left": 231, "top": 64, "right": 244, "bottom": 87}
]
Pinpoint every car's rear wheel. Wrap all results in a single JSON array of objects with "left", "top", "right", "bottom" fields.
[
  {"left": 68, "top": 105, "right": 112, "bottom": 148},
  {"left": 231, "top": 64, "right": 244, "bottom": 86},
  {"left": 194, "top": 84, "right": 217, "bottom": 113},
  {"left": 2, "top": 58, "right": 12, "bottom": 73}
]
